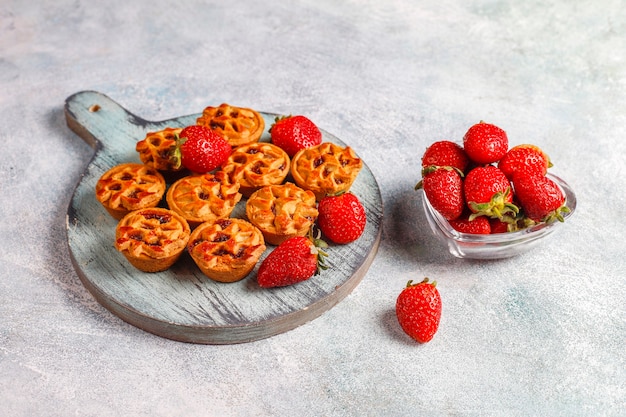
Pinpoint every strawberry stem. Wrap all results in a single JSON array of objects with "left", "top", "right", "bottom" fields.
[
  {"left": 169, "top": 133, "right": 185, "bottom": 170},
  {"left": 406, "top": 277, "right": 436, "bottom": 288},
  {"left": 309, "top": 226, "right": 329, "bottom": 274},
  {"left": 468, "top": 188, "right": 519, "bottom": 221}
]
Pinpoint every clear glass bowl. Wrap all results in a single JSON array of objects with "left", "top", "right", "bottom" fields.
[{"left": 422, "top": 173, "right": 577, "bottom": 259}]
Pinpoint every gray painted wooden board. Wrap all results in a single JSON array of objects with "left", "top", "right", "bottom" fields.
[{"left": 64, "top": 91, "right": 383, "bottom": 344}]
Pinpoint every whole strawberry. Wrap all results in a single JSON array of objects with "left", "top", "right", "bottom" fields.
[
  {"left": 174, "top": 125, "right": 231, "bottom": 173},
  {"left": 396, "top": 278, "right": 442, "bottom": 343},
  {"left": 420, "top": 167, "right": 465, "bottom": 221},
  {"left": 449, "top": 214, "right": 491, "bottom": 234},
  {"left": 512, "top": 172, "right": 569, "bottom": 223},
  {"left": 317, "top": 192, "right": 367, "bottom": 244},
  {"left": 421, "top": 140, "right": 469, "bottom": 173},
  {"left": 463, "top": 121, "right": 508, "bottom": 165},
  {"left": 269, "top": 115, "right": 322, "bottom": 157},
  {"left": 464, "top": 165, "right": 518, "bottom": 220},
  {"left": 489, "top": 218, "right": 511, "bottom": 234},
  {"left": 257, "top": 235, "right": 328, "bottom": 288},
  {"left": 498, "top": 144, "right": 553, "bottom": 180}
]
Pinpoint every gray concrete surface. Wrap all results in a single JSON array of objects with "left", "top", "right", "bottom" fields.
[{"left": 1, "top": 1, "right": 624, "bottom": 416}]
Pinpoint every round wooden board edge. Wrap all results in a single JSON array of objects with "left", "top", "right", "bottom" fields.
[
  {"left": 67, "top": 223, "right": 381, "bottom": 344},
  {"left": 63, "top": 90, "right": 384, "bottom": 344}
]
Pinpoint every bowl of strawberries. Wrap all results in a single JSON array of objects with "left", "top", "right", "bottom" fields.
[{"left": 417, "top": 121, "right": 576, "bottom": 259}]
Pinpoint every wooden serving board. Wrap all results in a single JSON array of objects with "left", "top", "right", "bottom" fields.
[{"left": 64, "top": 91, "right": 383, "bottom": 344}]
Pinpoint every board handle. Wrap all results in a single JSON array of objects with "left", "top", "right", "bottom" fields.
[
  {"left": 66, "top": 91, "right": 139, "bottom": 150},
  {"left": 64, "top": 90, "right": 199, "bottom": 152}
]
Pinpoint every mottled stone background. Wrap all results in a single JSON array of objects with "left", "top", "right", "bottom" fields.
[{"left": 1, "top": 1, "right": 624, "bottom": 416}]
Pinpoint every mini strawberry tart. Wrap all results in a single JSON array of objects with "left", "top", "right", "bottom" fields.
[
  {"left": 245, "top": 182, "right": 318, "bottom": 245},
  {"left": 196, "top": 103, "right": 265, "bottom": 148},
  {"left": 290, "top": 142, "right": 362, "bottom": 200},
  {"left": 187, "top": 218, "right": 266, "bottom": 283},
  {"left": 115, "top": 207, "right": 191, "bottom": 272},
  {"left": 95, "top": 163, "right": 166, "bottom": 220},
  {"left": 220, "top": 142, "right": 291, "bottom": 197},
  {"left": 166, "top": 171, "right": 242, "bottom": 229}
]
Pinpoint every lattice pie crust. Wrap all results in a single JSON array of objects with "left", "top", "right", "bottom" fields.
[
  {"left": 196, "top": 103, "right": 265, "bottom": 147},
  {"left": 115, "top": 208, "right": 191, "bottom": 272},
  {"left": 166, "top": 171, "right": 242, "bottom": 228},
  {"left": 187, "top": 218, "right": 266, "bottom": 283},
  {"left": 221, "top": 142, "right": 290, "bottom": 197},
  {"left": 245, "top": 183, "right": 318, "bottom": 246},
  {"left": 135, "top": 127, "right": 183, "bottom": 172},
  {"left": 96, "top": 163, "right": 166, "bottom": 220},
  {"left": 290, "top": 142, "right": 362, "bottom": 200}
]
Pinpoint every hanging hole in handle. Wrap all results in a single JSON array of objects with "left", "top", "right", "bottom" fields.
[{"left": 89, "top": 104, "right": 101, "bottom": 112}]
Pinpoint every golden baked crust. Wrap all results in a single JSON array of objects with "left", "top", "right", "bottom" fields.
[
  {"left": 166, "top": 171, "right": 242, "bottom": 228},
  {"left": 290, "top": 142, "right": 363, "bottom": 200},
  {"left": 221, "top": 142, "right": 291, "bottom": 197},
  {"left": 196, "top": 103, "right": 265, "bottom": 147},
  {"left": 135, "top": 127, "right": 183, "bottom": 172},
  {"left": 95, "top": 163, "right": 166, "bottom": 220},
  {"left": 245, "top": 183, "right": 318, "bottom": 246},
  {"left": 115, "top": 208, "right": 191, "bottom": 272},
  {"left": 187, "top": 218, "right": 266, "bottom": 283}
]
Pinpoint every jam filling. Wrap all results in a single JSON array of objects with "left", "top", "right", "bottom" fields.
[
  {"left": 143, "top": 212, "right": 172, "bottom": 224},
  {"left": 213, "top": 233, "right": 230, "bottom": 243}
]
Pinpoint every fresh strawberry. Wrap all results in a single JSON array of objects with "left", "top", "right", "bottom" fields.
[
  {"left": 463, "top": 121, "right": 509, "bottom": 164},
  {"left": 269, "top": 115, "right": 322, "bottom": 157},
  {"left": 449, "top": 214, "right": 491, "bottom": 234},
  {"left": 498, "top": 144, "right": 553, "bottom": 180},
  {"left": 257, "top": 235, "right": 328, "bottom": 288},
  {"left": 317, "top": 192, "right": 367, "bottom": 244},
  {"left": 512, "top": 172, "right": 569, "bottom": 223},
  {"left": 395, "top": 278, "right": 442, "bottom": 343},
  {"left": 464, "top": 165, "right": 518, "bottom": 220},
  {"left": 419, "top": 167, "right": 465, "bottom": 221},
  {"left": 490, "top": 214, "right": 536, "bottom": 233},
  {"left": 489, "top": 218, "right": 511, "bottom": 234},
  {"left": 421, "top": 140, "right": 469, "bottom": 173},
  {"left": 173, "top": 125, "right": 231, "bottom": 173}
]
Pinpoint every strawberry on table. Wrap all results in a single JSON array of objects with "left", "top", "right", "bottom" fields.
[
  {"left": 269, "top": 115, "right": 322, "bottom": 157},
  {"left": 419, "top": 167, "right": 465, "bottom": 221},
  {"left": 396, "top": 278, "right": 442, "bottom": 344},
  {"left": 498, "top": 144, "right": 553, "bottom": 180},
  {"left": 173, "top": 125, "right": 231, "bottom": 173},
  {"left": 256, "top": 234, "right": 328, "bottom": 288},
  {"left": 464, "top": 165, "right": 518, "bottom": 220},
  {"left": 463, "top": 121, "right": 509, "bottom": 165},
  {"left": 512, "top": 172, "right": 569, "bottom": 223},
  {"left": 317, "top": 192, "right": 367, "bottom": 244}
]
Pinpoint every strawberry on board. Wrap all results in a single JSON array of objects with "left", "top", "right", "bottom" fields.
[
  {"left": 464, "top": 165, "right": 518, "bottom": 220},
  {"left": 498, "top": 144, "right": 553, "bottom": 180},
  {"left": 317, "top": 192, "right": 367, "bottom": 244},
  {"left": 173, "top": 125, "right": 232, "bottom": 173},
  {"left": 419, "top": 166, "right": 465, "bottom": 221},
  {"left": 396, "top": 278, "right": 442, "bottom": 344},
  {"left": 256, "top": 234, "right": 328, "bottom": 288},
  {"left": 269, "top": 115, "right": 322, "bottom": 157},
  {"left": 463, "top": 121, "right": 509, "bottom": 165},
  {"left": 421, "top": 140, "right": 469, "bottom": 173},
  {"left": 512, "top": 172, "right": 569, "bottom": 223}
]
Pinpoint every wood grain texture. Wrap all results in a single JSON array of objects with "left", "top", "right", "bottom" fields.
[{"left": 64, "top": 91, "right": 383, "bottom": 344}]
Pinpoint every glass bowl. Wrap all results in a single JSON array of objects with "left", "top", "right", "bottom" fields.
[{"left": 422, "top": 173, "right": 576, "bottom": 259}]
